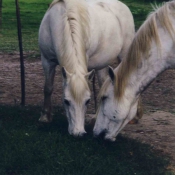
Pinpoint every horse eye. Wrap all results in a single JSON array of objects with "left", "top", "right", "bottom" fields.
[
  {"left": 85, "top": 99, "right": 90, "bottom": 105},
  {"left": 101, "top": 96, "right": 107, "bottom": 101},
  {"left": 64, "top": 99, "right": 70, "bottom": 106}
]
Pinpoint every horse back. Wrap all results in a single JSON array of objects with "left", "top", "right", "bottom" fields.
[{"left": 87, "top": 0, "right": 135, "bottom": 69}]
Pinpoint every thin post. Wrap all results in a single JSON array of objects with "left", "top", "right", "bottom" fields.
[
  {"left": 15, "top": 0, "right": 25, "bottom": 106},
  {"left": 0, "top": 0, "right": 2, "bottom": 29}
]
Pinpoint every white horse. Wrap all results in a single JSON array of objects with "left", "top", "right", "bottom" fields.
[
  {"left": 38, "top": 0, "right": 135, "bottom": 137},
  {"left": 93, "top": 0, "right": 175, "bottom": 141}
]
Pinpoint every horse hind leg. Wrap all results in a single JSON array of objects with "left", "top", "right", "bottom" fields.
[
  {"left": 129, "top": 97, "right": 143, "bottom": 124},
  {"left": 39, "top": 56, "right": 56, "bottom": 123}
]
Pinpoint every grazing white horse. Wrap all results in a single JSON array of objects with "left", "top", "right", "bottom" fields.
[
  {"left": 39, "top": 0, "right": 135, "bottom": 137},
  {"left": 93, "top": 0, "right": 175, "bottom": 141}
]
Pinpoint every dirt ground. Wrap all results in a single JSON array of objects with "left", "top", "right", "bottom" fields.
[{"left": 0, "top": 53, "right": 175, "bottom": 171}]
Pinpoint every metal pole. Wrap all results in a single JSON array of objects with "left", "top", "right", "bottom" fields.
[
  {"left": 15, "top": 0, "right": 25, "bottom": 106},
  {"left": 0, "top": 0, "right": 2, "bottom": 29}
]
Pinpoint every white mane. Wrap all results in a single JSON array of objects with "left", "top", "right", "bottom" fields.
[{"left": 49, "top": 0, "right": 90, "bottom": 102}]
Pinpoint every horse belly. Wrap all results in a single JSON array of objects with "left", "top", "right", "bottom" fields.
[{"left": 88, "top": 48, "right": 120, "bottom": 70}]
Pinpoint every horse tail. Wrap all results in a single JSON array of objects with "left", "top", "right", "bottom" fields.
[{"left": 49, "top": 0, "right": 89, "bottom": 73}]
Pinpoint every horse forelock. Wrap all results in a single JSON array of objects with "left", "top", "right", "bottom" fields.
[
  {"left": 112, "top": 0, "right": 175, "bottom": 100},
  {"left": 69, "top": 73, "right": 90, "bottom": 104}
]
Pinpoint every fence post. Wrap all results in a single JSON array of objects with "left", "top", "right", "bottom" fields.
[
  {"left": 15, "top": 0, "right": 25, "bottom": 106},
  {"left": 0, "top": 0, "right": 2, "bottom": 29}
]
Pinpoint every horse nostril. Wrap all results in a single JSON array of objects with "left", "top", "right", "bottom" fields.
[
  {"left": 93, "top": 129, "right": 107, "bottom": 138},
  {"left": 93, "top": 132, "right": 99, "bottom": 138},
  {"left": 105, "top": 134, "right": 116, "bottom": 142},
  {"left": 113, "top": 116, "right": 116, "bottom": 119}
]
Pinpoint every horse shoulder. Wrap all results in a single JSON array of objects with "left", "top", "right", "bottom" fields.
[{"left": 39, "top": 3, "right": 65, "bottom": 62}]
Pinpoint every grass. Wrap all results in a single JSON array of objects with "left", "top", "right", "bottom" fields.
[
  {"left": 0, "top": 0, "right": 50, "bottom": 53},
  {"left": 0, "top": 105, "right": 173, "bottom": 175},
  {"left": 122, "top": 0, "right": 152, "bottom": 28}
]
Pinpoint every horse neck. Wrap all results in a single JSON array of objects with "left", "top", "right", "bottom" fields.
[
  {"left": 60, "top": 26, "right": 88, "bottom": 75},
  {"left": 59, "top": 0, "right": 89, "bottom": 75},
  {"left": 122, "top": 49, "right": 170, "bottom": 101},
  {"left": 115, "top": 0, "right": 175, "bottom": 103}
]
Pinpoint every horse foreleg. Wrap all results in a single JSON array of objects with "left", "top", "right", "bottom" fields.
[
  {"left": 96, "top": 68, "right": 108, "bottom": 86},
  {"left": 39, "top": 62, "right": 56, "bottom": 123}
]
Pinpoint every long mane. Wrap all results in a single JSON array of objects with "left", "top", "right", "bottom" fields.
[
  {"left": 100, "top": 0, "right": 175, "bottom": 100},
  {"left": 49, "top": 0, "right": 90, "bottom": 102},
  {"left": 49, "top": 0, "right": 89, "bottom": 73}
]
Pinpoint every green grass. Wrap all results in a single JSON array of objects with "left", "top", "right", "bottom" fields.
[
  {"left": 0, "top": 105, "right": 173, "bottom": 175},
  {"left": 121, "top": 0, "right": 153, "bottom": 28},
  {"left": 121, "top": 0, "right": 169, "bottom": 29},
  {"left": 0, "top": 0, "right": 50, "bottom": 53}
]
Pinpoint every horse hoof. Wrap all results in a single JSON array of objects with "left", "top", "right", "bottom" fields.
[
  {"left": 39, "top": 114, "right": 52, "bottom": 123},
  {"left": 78, "top": 132, "right": 87, "bottom": 137},
  {"left": 128, "top": 118, "right": 139, "bottom": 124}
]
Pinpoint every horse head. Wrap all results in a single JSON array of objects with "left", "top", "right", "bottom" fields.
[
  {"left": 93, "top": 66, "right": 138, "bottom": 141},
  {"left": 62, "top": 67, "right": 95, "bottom": 137}
]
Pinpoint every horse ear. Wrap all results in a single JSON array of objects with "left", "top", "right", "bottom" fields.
[
  {"left": 85, "top": 69, "right": 95, "bottom": 82},
  {"left": 108, "top": 66, "right": 115, "bottom": 82},
  {"left": 61, "top": 67, "right": 72, "bottom": 79}
]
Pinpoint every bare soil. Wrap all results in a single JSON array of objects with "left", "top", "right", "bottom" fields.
[{"left": 0, "top": 53, "right": 175, "bottom": 171}]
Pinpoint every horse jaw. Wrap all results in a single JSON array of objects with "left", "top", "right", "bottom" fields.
[
  {"left": 62, "top": 84, "right": 89, "bottom": 137},
  {"left": 93, "top": 68, "right": 137, "bottom": 141},
  {"left": 65, "top": 101, "right": 87, "bottom": 137}
]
